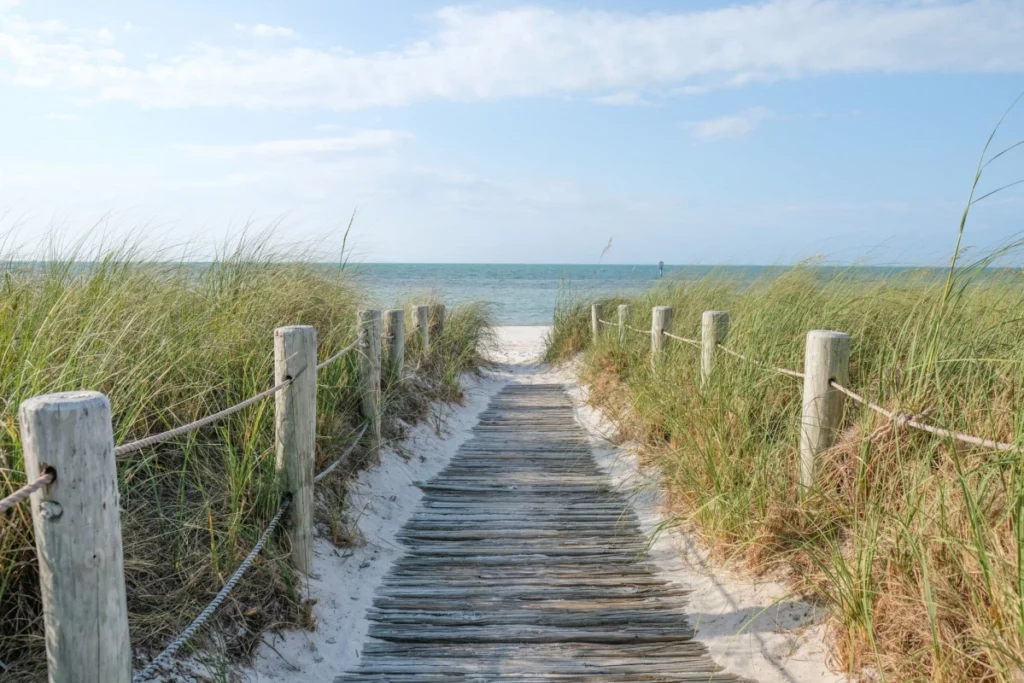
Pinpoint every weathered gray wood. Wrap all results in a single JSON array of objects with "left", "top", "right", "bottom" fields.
[
  {"left": 338, "top": 383, "right": 742, "bottom": 682},
  {"left": 618, "top": 304, "right": 632, "bottom": 342},
  {"left": 383, "top": 309, "right": 405, "bottom": 381},
  {"left": 274, "top": 325, "right": 317, "bottom": 573},
  {"left": 414, "top": 305, "right": 430, "bottom": 354},
  {"left": 359, "top": 310, "right": 383, "bottom": 461},
  {"left": 591, "top": 303, "right": 604, "bottom": 343},
  {"left": 700, "top": 310, "right": 730, "bottom": 387},
  {"left": 19, "top": 391, "right": 131, "bottom": 683},
  {"left": 799, "top": 330, "right": 851, "bottom": 493},
  {"left": 650, "top": 306, "right": 673, "bottom": 365}
]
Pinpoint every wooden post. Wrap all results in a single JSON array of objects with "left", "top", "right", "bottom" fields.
[
  {"left": 383, "top": 309, "right": 405, "bottom": 380},
  {"left": 591, "top": 303, "right": 604, "bottom": 343},
  {"left": 415, "top": 305, "right": 430, "bottom": 354},
  {"left": 700, "top": 311, "right": 731, "bottom": 387},
  {"left": 651, "top": 306, "right": 673, "bottom": 365},
  {"left": 359, "top": 310, "right": 382, "bottom": 462},
  {"left": 431, "top": 303, "right": 446, "bottom": 341},
  {"left": 617, "top": 304, "right": 632, "bottom": 342},
  {"left": 274, "top": 325, "right": 316, "bottom": 574},
  {"left": 19, "top": 391, "right": 131, "bottom": 683},
  {"left": 799, "top": 330, "right": 851, "bottom": 493}
]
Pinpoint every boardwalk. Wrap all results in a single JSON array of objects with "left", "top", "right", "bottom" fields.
[{"left": 339, "top": 383, "right": 742, "bottom": 682}]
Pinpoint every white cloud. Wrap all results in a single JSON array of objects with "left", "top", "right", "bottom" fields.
[
  {"left": 176, "top": 130, "right": 411, "bottom": 158},
  {"left": 43, "top": 112, "right": 78, "bottom": 121},
  {"left": 1, "top": 2, "right": 1023, "bottom": 109},
  {"left": 233, "top": 23, "right": 296, "bottom": 39},
  {"left": 592, "top": 91, "right": 650, "bottom": 106},
  {"left": 684, "top": 107, "right": 773, "bottom": 141}
]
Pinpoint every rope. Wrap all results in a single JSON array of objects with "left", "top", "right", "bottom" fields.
[
  {"left": 316, "top": 338, "right": 359, "bottom": 371},
  {"left": 314, "top": 423, "right": 369, "bottom": 483},
  {"left": 717, "top": 344, "right": 805, "bottom": 380},
  {"left": 597, "top": 319, "right": 615, "bottom": 326},
  {"left": 0, "top": 472, "right": 54, "bottom": 514},
  {"left": 114, "top": 379, "right": 292, "bottom": 457},
  {"left": 133, "top": 496, "right": 291, "bottom": 682},
  {"left": 829, "top": 381, "right": 1016, "bottom": 452},
  {"left": 625, "top": 324, "right": 649, "bottom": 335},
  {"left": 662, "top": 331, "right": 699, "bottom": 346}
]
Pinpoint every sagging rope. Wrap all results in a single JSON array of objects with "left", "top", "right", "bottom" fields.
[
  {"left": 716, "top": 343, "right": 805, "bottom": 380},
  {"left": 133, "top": 496, "right": 292, "bottom": 682},
  {"left": 829, "top": 380, "right": 1016, "bottom": 452},
  {"left": 316, "top": 338, "right": 360, "bottom": 371},
  {"left": 0, "top": 472, "right": 54, "bottom": 514},
  {"left": 661, "top": 330, "right": 699, "bottom": 346},
  {"left": 314, "top": 423, "right": 370, "bottom": 483}
]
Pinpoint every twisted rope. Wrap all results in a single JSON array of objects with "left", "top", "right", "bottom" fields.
[
  {"left": 133, "top": 496, "right": 291, "bottom": 682},
  {"left": 314, "top": 423, "right": 369, "bottom": 483},
  {"left": 829, "top": 381, "right": 1016, "bottom": 452},
  {"left": 662, "top": 331, "right": 699, "bottom": 346},
  {"left": 316, "top": 338, "right": 359, "bottom": 371},
  {"left": 716, "top": 344, "right": 805, "bottom": 379},
  {"left": 114, "top": 379, "right": 291, "bottom": 457},
  {"left": 0, "top": 472, "right": 54, "bottom": 514},
  {"left": 597, "top": 319, "right": 615, "bottom": 326},
  {"left": 624, "top": 324, "right": 649, "bottom": 335}
]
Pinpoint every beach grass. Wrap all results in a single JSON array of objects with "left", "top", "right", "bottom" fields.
[
  {"left": 0, "top": 239, "right": 492, "bottom": 680},
  {"left": 547, "top": 257, "right": 1024, "bottom": 681}
]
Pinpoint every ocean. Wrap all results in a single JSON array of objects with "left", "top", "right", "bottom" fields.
[{"left": 353, "top": 263, "right": 943, "bottom": 326}]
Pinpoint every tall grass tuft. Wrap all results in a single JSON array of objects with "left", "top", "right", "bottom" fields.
[
  {"left": 550, "top": 259, "right": 1024, "bottom": 681},
  {"left": 0, "top": 239, "right": 492, "bottom": 680}
]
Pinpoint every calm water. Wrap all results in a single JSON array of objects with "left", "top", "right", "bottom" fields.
[{"left": 354, "top": 264, "right": 936, "bottom": 325}]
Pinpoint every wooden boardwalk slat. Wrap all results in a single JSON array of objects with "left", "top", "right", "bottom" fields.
[{"left": 338, "top": 383, "right": 745, "bottom": 682}]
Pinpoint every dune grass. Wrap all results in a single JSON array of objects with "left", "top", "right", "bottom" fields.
[
  {"left": 548, "top": 258, "right": 1024, "bottom": 681},
  {"left": 0, "top": 242, "right": 492, "bottom": 680}
]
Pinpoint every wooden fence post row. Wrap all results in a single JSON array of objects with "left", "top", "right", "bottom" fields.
[
  {"left": 16, "top": 303, "right": 433, "bottom": 679},
  {"left": 611, "top": 303, "right": 852, "bottom": 494}
]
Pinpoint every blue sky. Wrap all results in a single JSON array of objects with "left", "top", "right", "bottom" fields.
[{"left": 0, "top": 0, "right": 1022, "bottom": 264}]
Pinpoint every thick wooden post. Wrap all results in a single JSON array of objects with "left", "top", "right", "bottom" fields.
[
  {"left": 651, "top": 306, "right": 673, "bottom": 365},
  {"left": 415, "top": 305, "right": 430, "bottom": 354},
  {"left": 799, "top": 330, "right": 851, "bottom": 493},
  {"left": 617, "top": 304, "right": 632, "bottom": 342},
  {"left": 383, "top": 309, "right": 405, "bottom": 380},
  {"left": 359, "top": 310, "right": 383, "bottom": 461},
  {"left": 700, "top": 311, "right": 731, "bottom": 387},
  {"left": 274, "top": 325, "right": 316, "bottom": 574},
  {"left": 591, "top": 303, "right": 604, "bottom": 343},
  {"left": 20, "top": 391, "right": 131, "bottom": 683}
]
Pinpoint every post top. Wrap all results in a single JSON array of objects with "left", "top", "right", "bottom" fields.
[
  {"left": 20, "top": 390, "right": 109, "bottom": 414},
  {"left": 357, "top": 309, "right": 382, "bottom": 319},
  {"left": 806, "top": 329, "right": 851, "bottom": 340},
  {"left": 385, "top": 308, "right": 405, "bottom": 317},
  {"left": 702, "top": 310, "right": 729, "bottom": 318},
  {"left": 275, "top": 325, "right": 315, "bottom": 334},
  {"left": 652, "top": 305, "right": 673, "bottom": 312}
]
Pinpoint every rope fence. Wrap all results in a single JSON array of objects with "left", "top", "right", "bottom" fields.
[
  {"left": 591, "top": 302, "right": 1018, "bottom": 465},
  {"left": 133, "top": 496, "right": 292, "bottom": 682},
  {"left": 3, "top": 303, "right": 447, "bottom": 682}
]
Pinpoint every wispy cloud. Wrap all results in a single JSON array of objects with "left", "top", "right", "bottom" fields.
[
  {"left": 233, "top": 23, "right": 296, "bottom": 39},
  {"left": 176, "top": 130, "right": 411, "bottom": 158},
  {"left": 592, "top": 91, "right": 650, "bottom": 107},
  {"left": 2, "top": 2, "right": 1023, "bottom": 109},
  {"left": 684, "top": 107, "right": 773, "bottom": 141}
]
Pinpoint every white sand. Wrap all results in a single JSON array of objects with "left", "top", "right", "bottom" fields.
[{"left": 245, "top": 325, "right": 843, "bottom": 682}]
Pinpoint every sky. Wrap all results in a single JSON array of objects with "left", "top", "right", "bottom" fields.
[{"left": 0, "top": 0, "right": 1023, "bottom": 265}]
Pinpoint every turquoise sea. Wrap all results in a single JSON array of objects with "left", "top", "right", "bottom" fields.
[{"left": 354, "top": 264, "right": 953, "bottom": 326}]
